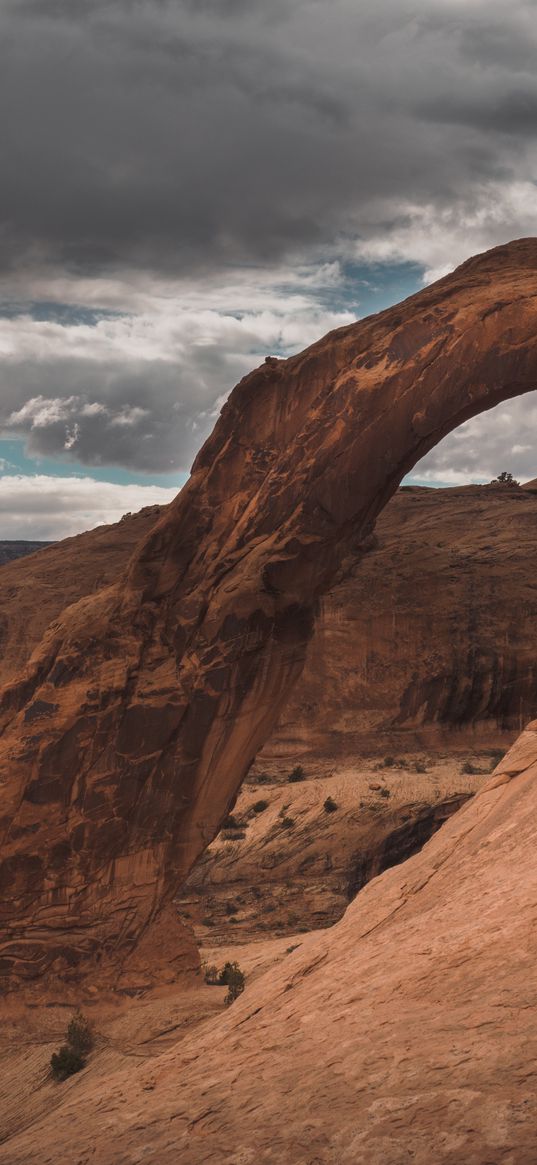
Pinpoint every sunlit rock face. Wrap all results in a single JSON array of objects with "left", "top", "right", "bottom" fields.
[{"left": 2, "top": 238, "right": 537, "bottom": 992}]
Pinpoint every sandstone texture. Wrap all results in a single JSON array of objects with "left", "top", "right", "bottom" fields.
[
  {"left": 0, "top": 507, "right": 162, "bottom": 686},
  {"left": 2, "top": 730, "right": 537, "bottom": 1163},
  {"left": 264, "top": 483, "right": 537, "bottom": 761},
  {"left": 2, "top": 238, "right": 537, "bottom": 990}
]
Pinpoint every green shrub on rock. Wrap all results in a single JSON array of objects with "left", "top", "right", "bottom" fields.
[
  {"left": 67, "top": 1010, "right": 93, "bottom": 1055},
  {"left": 218, "top": 961, "right": 246, "bottom": 1004},
  {"left": 50, "top": 1010, "right": 93, "bottom": 1082}
]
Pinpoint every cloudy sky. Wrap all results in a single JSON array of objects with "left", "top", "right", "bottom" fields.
[{"left": 2, "top": 0, "right": 537, "bottom": 539}]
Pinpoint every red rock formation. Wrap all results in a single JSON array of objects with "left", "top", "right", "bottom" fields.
[{"left": 2, "top": 238, "right": 537, "bottom": 991}]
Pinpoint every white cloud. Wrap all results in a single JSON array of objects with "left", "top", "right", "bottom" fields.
[
  {"left": 353, "top": 181, "right": 537, "bottom": 284},
  {"left": 0, "top": 265, "right": 355, "bottom": 473},
  {"left": 0, "top": 475, "right": 176, "bottom": 541},
  {"left": 411, "top": 397, "right": 537, "bottom": 485}
]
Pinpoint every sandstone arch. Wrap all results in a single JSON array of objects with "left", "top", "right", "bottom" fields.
[{"left": 1, "top": 238, "right": 537, "bottom": 991}]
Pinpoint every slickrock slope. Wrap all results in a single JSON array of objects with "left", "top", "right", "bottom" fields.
[
  {"left": 3, "top": 238, "right": 537, "bottom": 991},
  {"left": 2, "top": 733, "right": 537, "bottom": 1164}
]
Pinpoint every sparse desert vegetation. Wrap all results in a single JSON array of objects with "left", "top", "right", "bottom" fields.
[{"left": 50, "top": 1012, "right": 93, "bottom": 1082}]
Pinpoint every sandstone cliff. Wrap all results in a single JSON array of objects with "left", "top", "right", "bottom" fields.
[{"left": 3, "top": 239, "right": 537, "bottom": 990}]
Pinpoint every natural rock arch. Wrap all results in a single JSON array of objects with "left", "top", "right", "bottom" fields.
[{"left": 1, "top": 238, "right": 537, "bottom": 992}]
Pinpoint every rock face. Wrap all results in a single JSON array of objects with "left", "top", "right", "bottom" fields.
[
  {"left": 2, "top": 238, "right": 537, "bottom": 991},
  {"left": 2, "top": 734, "right": 537, "bottom": 1164},
  {"left": 263, "top": 483, "right": 537, "bottom": 761},
  {"left": 0, "top": 508, "right": 162, "bottom": 687}
]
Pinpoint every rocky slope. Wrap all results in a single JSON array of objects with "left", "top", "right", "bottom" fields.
[
  {"left": 3, "top": 239, "right": 537, "bottom": 991},
  {"left": 2, "top": 729, "right": 537, "bottom": 1164}
]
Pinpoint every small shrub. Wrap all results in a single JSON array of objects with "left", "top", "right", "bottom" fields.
[
  {"left": 221, "top": 829, "right": 246, "bottom": 841},
  {"left": 378, "top": 787, "right": 391, "bottom": 799},
  {"left": 252, "top": 800, "right": 269, "bottom": 813},
  {"left": 414, "top": 761, "right": 427, "bottom": 773},
  {"left": 66, "top": 1011, "right": 93, "bottom": 1055},
  {"left": 462, "top": 761, "right": 479, "bottom": 775},
  {"left": 50, "top": 1045, "right": 85, "bottom": 1082},
  {"left": 323, "top": 796, "right": 338, "bottom": 813},
  {"left": 489, "top": 471, "right": 519, "bottom": 487},
  {"left": 202, "top": 916, "right": 215, "bottom": 927},
  {"left": 225, "top": 901, "right": 238, "bottom": 915},
  {"left": 255, "top": 772, "right": 273, "bottom": 785},
  {"left": 382, "top": 756, "right": 396, "bottom": 768},
  {"left": 218, "top": 961, "right": 246, "bottom": 1004},
  {"left": 204, "top": 963, "right": 219, "bottom": 985},
  {"left": 281, "top": 816, "right": 295, "bottom": 829},
  {"left": 288, "top": 765, "right": 305, "bottom": 783},
  {"left": 50, "top": 1010, "right": 92, "bottom": 1082}
]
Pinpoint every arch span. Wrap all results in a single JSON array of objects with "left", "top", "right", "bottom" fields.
[{"left": 2, "top": 238, "right": 537, "bottom": 991}]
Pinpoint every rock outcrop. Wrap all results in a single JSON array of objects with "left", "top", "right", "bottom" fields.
[
  {"left": 2, "top": 731, "right": 537, "bottom": 1164},
  {"left": 2, "top": 238, "right": 537, "bottom": 991}
]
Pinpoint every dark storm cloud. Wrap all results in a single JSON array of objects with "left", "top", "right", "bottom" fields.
[
  {"left": 3, "top": 0, "right": 537, "bottom": 280},
  {"left": 2, "top": 0, "right": 537, "bottom": 491}
]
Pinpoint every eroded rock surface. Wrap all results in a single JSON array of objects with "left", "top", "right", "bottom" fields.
[
  {"left": 2, "top": 239, "right": 537, "bottom": 990},
  {"left": 2, "top": 728, "right": 537, "bottom": 1164}
]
